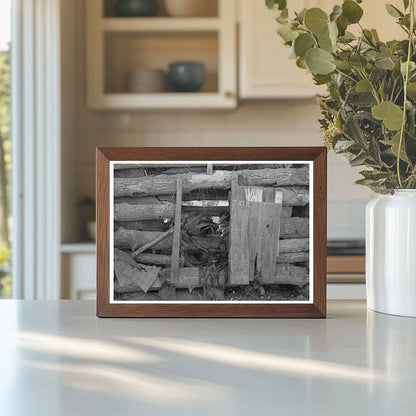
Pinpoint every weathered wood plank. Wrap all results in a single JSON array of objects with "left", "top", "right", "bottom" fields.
[
  {"left": 257, "top": 192, "right": 282, "bottom": 281},
  {"left": 114, "top": 168, "right": 309, "bottom": 197},
  {"left": 171, "top": 177, "right": 183, "bottom": 284},
  {"left": 246, "top": 188, "right": 263, "bottom": 281},
  {"left": 114, "top": 249, "right": 160, "bottom": 293},
  {"left": 114, "top": 267, "right": 201, "bottom": 293},
  {"left": 276, "top": 251, "right": 309, "bottom": 263},
  {"left": 228, "top": 200, "right": 250, "bottom": 285},
  {"left": 279, "top": 238, "right": 310, "bottom": 253}
]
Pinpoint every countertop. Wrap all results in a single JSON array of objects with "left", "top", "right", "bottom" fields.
[{"left": 0, "top": 300, "right": 415, "bottom": 415}]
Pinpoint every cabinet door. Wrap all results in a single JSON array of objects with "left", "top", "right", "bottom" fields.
[
  {"left": 239, "top": 0, "right": 321, "bottom": 99},
  {"left": 239, "top": 0, "right": 405, "bottom": 99}
]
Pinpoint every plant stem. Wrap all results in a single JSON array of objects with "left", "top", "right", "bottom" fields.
[{"left": 397, "top": 0, "right": 415, "bottom": 188}]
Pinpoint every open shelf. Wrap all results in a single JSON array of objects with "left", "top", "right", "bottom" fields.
[
  {"left": 101, "top": 17, "right": 221, "bottom": 32},
  {"left": 104, "top": 31, "right": 218, "bottom": 94}
]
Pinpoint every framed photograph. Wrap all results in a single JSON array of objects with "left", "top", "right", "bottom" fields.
[{"left": 96, "top": 147, "right": 327, "bottom": 317}]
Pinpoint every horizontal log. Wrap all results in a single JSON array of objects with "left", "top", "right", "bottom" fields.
[
  {"left": 115, "top": 186, "right": 308, "bottom": 207},
  {"left": 114, "top": 168, "right": 145, "bottom": 178},
  {"left": 133, "top": 253, "right": 184, "bottom": 266},
  {"left": 279, "top": 238, "right": 309, "bottom": 253},
  {"left": 115, "top": 220, "right": 167, "bottom": 232},
  {"left": 115, "top": 230, "right": 174, "bottom": 251},
  {"left": 280, "top": 217, "right": 309, "bottom": 238},
  {"left": 114, "top": 229, "right": 223, "bottom": 252},
  {"left": 114, "top": 164, "right": 206, "bottom": 170},
  {"left": 280, "top": 206, "right": 292, "bottom": 221},
  {"left": 114, "top": 202, "right": 175, "bottom": 221},
  {"left": 114, "top": 264, "right": 309, "bottom": 293},
  {"left": 114, "top": 168, "right": 309, "bottom": 197},
  {"left": 115, "top": 200, "right": 229, "bottom": 221},
  {"left": 276, "top": 251, "right": 309, "bottom": 263}
]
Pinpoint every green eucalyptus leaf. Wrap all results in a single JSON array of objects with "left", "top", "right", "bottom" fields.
[
  {"left": 294, "top": 33, "right": 315, "bottom": 57},
  {"left": 336, "top": 15, "right": 348, "bottom": 36},
  {"left": 318, "top": 31, "right": 333, "bottom": 52},
  {"left": 385, "top": 4, "right": 403, "bottom": 18},
  {"left": 369, "top": 137, "right": 381, "bottom": 162},
  {"left": 334, "top": 139, "right": 355, "bottom": 152},
  {"left": 277, "top": 23, "right": 299, "bottom": 42},
  {"left": 296, "top": 57, "right": 307, "bottom": 69},
  {"left": 350, "top": 152, "right": 368, "bottom": 167},
  {"left": 382, "top": 132, "right": 409, "bottom": 162},
  {"left": 339, "top": 31, "right": 356, "bottom": 43},
  {"left": 304, "top": 8, "right": 329, "bottom": 35},
  {"left": 306, "top": 48, "right": 335, "bottom": 75},
  {"left": 266, "top": 0, "right": 287, "bottom": 11},
  {"left": 296, "top": 8, "right": 307, "bottom": 22},
  {"left": 375, "top": 56, "right": 396, "bottom": 70},
  {"left": 372, "top": 101, "right": 403, "bottom": 130},
  {"left": 356, "top": 79, "right": 372, "bottom": 92},
  {"left": 313, "top": 74, "right": 332, "bottom": 85},
  {"left": 407, "top": 82, "right": 416, "bottom": 99},
  {"left": 371, "top": 29, "right": 380, "bottom": 42},
  {"left": 330, "top": 5, "right": 343, "bottom": 21},
  {"left": 401, "top": 61, "right": 416, "bottom": 76},
  {"left": 333, "top": 59, "right": 353, "bottom": 70},
  {"left": 350, "top": 53, "right": 368, "bottom": 69},
  {"left": 342, "top": 0, "right": 363, "bottom": 24}
]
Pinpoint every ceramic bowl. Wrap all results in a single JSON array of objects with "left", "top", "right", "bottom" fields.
[
  {"left": 114, "top": 0, "right": 158, "bottom": 17},
  {"left": 168, "top": 62, "right": 205, "bottom": 93}
]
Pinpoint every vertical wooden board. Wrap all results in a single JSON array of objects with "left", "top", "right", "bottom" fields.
[
  {"left": 257, "top": 195, "right": 282, "bottom": 282},
  {"left": 170, "top": 177, "right": 183, "bottom": 285},
  {"left": 262, "top": 188, "right": 275, "bottom": 203},
  {"left": 244, "top": 186, "right": 263, "bottom": 202},
  {"left": 244, "top": 187, "right": 263, "bottom": 280},
  {"left": 228, "top": 200, "right": 250, "bottom": 285},
  {"left": 247, "top": 201, "right": 261, "bottom": 280},
  {"left": 231, "top": 175, "right": 245, "bottom": 200}
]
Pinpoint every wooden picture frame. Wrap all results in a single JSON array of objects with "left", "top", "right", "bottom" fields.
[{"left": 96, "top": 147, "right": 327, "bottom": 318}]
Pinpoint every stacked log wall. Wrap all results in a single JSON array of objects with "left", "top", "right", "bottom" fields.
[{"left": 113, "top": 165, "right": 310, "bottom": 297}]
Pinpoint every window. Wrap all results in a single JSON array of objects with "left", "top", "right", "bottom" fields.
[{"left": 0, "top": 0, "right": 11, "bottom": 298}]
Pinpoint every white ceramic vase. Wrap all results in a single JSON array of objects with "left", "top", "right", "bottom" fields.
[{"left": 366, "top": 190, "right": 416, "bottom": 317}]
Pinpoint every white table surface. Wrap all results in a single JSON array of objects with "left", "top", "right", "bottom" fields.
[{"left": 0, "top": 300, "right": 415, "bottom": 416}]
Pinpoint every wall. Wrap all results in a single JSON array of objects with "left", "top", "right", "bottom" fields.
[{"left": 62, "top": 0, "right": 374, "bottom": 243}]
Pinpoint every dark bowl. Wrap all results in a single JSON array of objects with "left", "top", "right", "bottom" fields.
[
  {"left": 114, "top": 0, "right": 158, "bottom": 17},
  {"left": 168, "top": 62, "right": 205, "bottom": 93}
]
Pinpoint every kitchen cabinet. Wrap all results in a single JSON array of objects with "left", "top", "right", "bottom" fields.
[
  {"left": 238, "top": 0, "right": 404, "bottom": 99},
  {"left": 239, "top": 0, "right": 325, "bottom": 99},
  {"left": 86, "top": 0, "right": 237, "bottom": 109}
]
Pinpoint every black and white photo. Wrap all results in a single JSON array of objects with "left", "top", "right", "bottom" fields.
[{"left": 110, "top": 161, "right": 313, "bottom": 303}]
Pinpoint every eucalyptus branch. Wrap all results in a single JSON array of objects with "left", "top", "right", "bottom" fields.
[{"left": 397, "top": 0, "right": 415, "bottom": 187}]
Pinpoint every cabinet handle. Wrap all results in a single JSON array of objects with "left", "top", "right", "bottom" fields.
[{"left": 225, "top": 91, "right": 234, "bottom": 98}]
